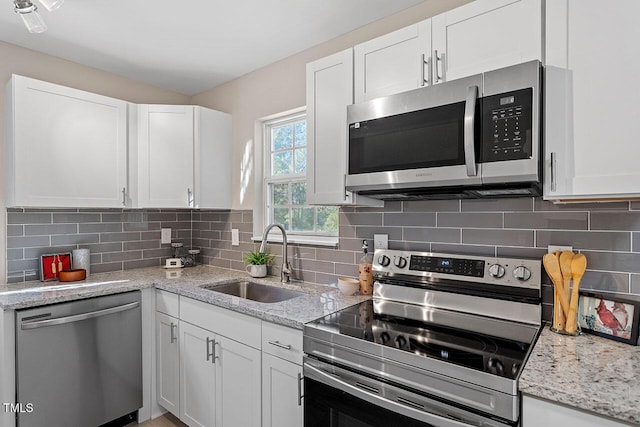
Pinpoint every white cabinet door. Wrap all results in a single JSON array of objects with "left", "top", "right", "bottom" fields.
[
  {"left": 354, "top": 20, "right": 432, "bottom": 103},
  {"left": 522, "top": 396, "right": 628, "bottom": 427},
  {"left": 195, "top": 107, "right": 232, "bottom": 209},
  {"left": 138, "top": 105, "right": 195, "bottom": 208},
  {"left": 306, "top": 49, "right": 382, "bottom": 207},
  {"left": 262, "top": 353, "right": 303, "bottom": 427},
  {"left": 156, "top": 312, "right": 180, "bottom": 418},
  {"left": 6, "top": 75, "right": 128, "bottom": 207},
  {"left": 544, "top": 0, "right": 640, "bottom": 201},
  {"left": 432, "top": 0, "right": 542, "bottom": 82},
  {"left": 215, "top": 335, "right": 261, "bottom": 427},
  {"left": 179, "top": 321, "right": 215, "bottom": 427}
]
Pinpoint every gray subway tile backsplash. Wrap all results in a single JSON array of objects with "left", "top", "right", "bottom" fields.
[{"left": 6, "top": 197, "right": 640, "bottom": 323}]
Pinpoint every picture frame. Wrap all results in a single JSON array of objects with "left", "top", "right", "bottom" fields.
[
  {"left": 578, "top": 290, "right": 640, "bottom": 346},
  {"left": 40, "top": 252, "right": 72, "bottom": 281}
]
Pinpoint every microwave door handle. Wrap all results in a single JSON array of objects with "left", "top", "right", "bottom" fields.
[{"left": 464, "top": 85, "right": 479, "bottom": 177}]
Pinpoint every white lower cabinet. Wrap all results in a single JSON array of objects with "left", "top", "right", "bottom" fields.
[
  {"left": 215, "top": 335, "right": 261, "bottom": 427},
  {"left": 522, "top": 395, "right": 628, "bottom": 427},
  {"left": 261, "top": 321, "right": 304, "bottom": 427},
  {"left": 179, "top": 321, "right": 215, "bottom": 427},
  {"left": 262, "top": 353, "right": 303, "bottom": 427},
  {"left": 156, "top": 312, "right": 180, "bottom": 418},
  {"left": 156, "top": 293, "right": 263, "bottom": 427}
]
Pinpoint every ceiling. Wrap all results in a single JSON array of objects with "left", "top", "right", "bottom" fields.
[{"left": 0, "top": 0, "right": 426, "bottom": 95}]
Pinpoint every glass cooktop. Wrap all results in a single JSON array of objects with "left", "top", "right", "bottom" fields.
[{"left": 308, "top": 300, "right": 538, "bottom": 379}]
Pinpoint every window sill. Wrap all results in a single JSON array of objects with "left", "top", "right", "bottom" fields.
[{"left": 251, "top": 234, "right": 338, "bottom": 248}]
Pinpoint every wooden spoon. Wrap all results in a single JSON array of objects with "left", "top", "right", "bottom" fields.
[
  {"left": 565, "top": 254, "right": 587, "bottom": 334},
  {"left": 559, "top": 251, "right": 574, "bottom": 312},
  {"left": 543, "top": 253, "right": 570, "bottom": 317}
]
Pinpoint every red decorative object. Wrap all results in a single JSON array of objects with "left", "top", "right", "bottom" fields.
[{"left": 40, "top": 253, "right": 72, "bottom": 281}]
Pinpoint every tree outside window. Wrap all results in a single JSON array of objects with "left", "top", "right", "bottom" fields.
[{"left": 265, "top": 115, "right": 338, "bottom": 235}]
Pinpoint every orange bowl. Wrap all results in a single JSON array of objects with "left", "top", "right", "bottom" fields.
[{"left": 58, "top": 269, "right": 87, "bottom": 282}]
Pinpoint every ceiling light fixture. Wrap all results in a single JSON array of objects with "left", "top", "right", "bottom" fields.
[{"left": 13, "top": 0, "right": 64, "bottom": 34}]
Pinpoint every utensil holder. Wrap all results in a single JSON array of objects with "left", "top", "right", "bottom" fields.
[{"left": 72, "top": 249, "right": 90, "bottom": 276}]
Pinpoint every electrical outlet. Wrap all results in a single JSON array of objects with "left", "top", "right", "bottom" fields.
[
  {"left": 547, "top": 245, "right": 573, "bottom": 254},
  {"left": 161, "top": 228, "right": 172, "bottom": 244},
  {"left": 231, "top": 229, "right": 240, "bottom": 246},
  {"left": 374, "top": 234, "right": 388, "bottom": 250}
]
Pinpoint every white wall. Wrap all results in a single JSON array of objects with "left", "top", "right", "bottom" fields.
[{"left": 190, "top": 0, "right": 471, "bottom": 210}]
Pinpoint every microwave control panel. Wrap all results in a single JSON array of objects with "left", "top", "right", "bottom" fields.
[{"left": 481, "top": 88, "right": 532, "bottom": 163}]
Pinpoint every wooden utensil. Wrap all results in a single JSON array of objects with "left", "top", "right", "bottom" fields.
[
  {"left": 550, "top": 251, "right": 565, "bottom": 329},
  {"left": 565, "top": 254, "right": 587, "bottom": 334},
  {"left": 543, "top": 253, "right": 570, "bottom": 317}
]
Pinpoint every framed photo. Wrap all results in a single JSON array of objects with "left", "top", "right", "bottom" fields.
[
  {"left": 578, "top": 291, "right": 640, "bottom": 346},
  {"left": 40, "top": 253, "right": 72, "bottom": 281}
]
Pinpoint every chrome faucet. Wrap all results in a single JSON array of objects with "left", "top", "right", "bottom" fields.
[{"left": 259, "top": 223, "right": 292, "bottom": 283}]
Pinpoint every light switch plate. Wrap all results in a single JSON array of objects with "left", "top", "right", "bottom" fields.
[
  {"left": 161, "top": 228, "right": 172, "bottom": 244},
  {"left": 374, "top": 234, "right": 388, "bottom": 250},
  {"left": 547, "top": 245, "right": 572, "bottom": 254},
  {"left": 231, "top": 229, "right": 240, "bottom": 246}
]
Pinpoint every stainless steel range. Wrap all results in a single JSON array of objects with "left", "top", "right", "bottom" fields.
[{"left": 303, "top": 250, "right": 542, "bottom": 427}]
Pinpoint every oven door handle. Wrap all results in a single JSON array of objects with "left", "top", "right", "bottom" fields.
[
  {"left": 304, "top": 363, "right": 474, "bottom": 427},
  {"left": 464, "top": 85, "right": 478, "bottom": 177}
]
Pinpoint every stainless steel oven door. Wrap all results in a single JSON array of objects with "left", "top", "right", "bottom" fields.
[
  {"left": 303, "top": 357, "right": 513, "bottom": 427},
  {"left": 345, "top": 74, "right": 483, "bottom": 193}
]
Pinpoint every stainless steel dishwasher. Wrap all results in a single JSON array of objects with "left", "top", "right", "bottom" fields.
[{"left": 15, "top": 291, "right": 142, "bottom": 427}]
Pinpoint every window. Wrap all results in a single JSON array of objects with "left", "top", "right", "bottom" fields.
[{"left": 263, "top": 112, "right": 338, "bottom": 237}]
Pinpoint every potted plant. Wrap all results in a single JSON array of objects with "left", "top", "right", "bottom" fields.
[{"left": 244, "top": 250, "right": 274, "bottom": 278}]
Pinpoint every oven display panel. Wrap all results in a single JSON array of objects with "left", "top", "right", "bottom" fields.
[{"left": 409, "top": 255, "right": 485, "bottom": 277}]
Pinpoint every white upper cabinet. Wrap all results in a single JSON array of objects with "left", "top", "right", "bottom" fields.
[
  {"left": 306, "top": 48, "right": 382, "bottom": 207},
  {"left": 5, "top": 75, "right": 128, "bottom": 207},
  {"left": 138, "top": 105, "right": 195, "bottom": 208},
  {"left": 138, "top": 105, "right": 232, "bottom": 209},
  {"left": 432, "top": 0, "right": 542, "bottom": 82},
  {"left": 544, "top": 0, "right": 640, "bottom": 201},
  {"left": 353, "top": 0, "right": 542, "bottom": 103},
  {"left": 354, "top": 21, "right": 432, "bottom": 103}
]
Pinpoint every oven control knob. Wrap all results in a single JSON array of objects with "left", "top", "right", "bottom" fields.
[
  {"left": 394, "top": 256, "right": 408, "bottom": 269},
  {"left": 378, "top": 255, "right": 391, "bottom": 267},
  {"left": 395, "top": 335, "right": 407, "bottom": 349},
  {"left": 378, "top": 332, "right": 390, "bottom": 344},
  {"left": 513, "top": 266, "right": 532, "bottom": 282},
  {"left": 488, "top": 357, "right": 505, "bottom": 376},
  {"left": 488, "top": 264, "right": 506, "bottom": 278}
]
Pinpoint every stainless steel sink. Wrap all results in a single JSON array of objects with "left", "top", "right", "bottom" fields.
[{"left": 200, "top": 280, "right": 304, "bottom": 303}]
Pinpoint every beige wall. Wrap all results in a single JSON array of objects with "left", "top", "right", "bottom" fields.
[
  {"left": 190, "top": 0, "right": 471, "bottom": 210},
  {"left": 0, "top": 41, "right": 190, "bottom": 281}
]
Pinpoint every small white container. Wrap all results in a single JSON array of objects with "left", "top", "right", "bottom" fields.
[{"left": 337, "top": 277, "right": 359, "bottom": 296}]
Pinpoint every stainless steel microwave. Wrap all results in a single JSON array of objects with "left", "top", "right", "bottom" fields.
[{"left": 345, "top": 60, "right": 542, "bottom": 200}]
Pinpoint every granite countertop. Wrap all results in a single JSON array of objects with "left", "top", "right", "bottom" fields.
[
  {"left": 0, "top": 265, "right": 369, "bottom": 329},
  {"left": 520, "top": 326, "right": 640, "bottom": 424}
]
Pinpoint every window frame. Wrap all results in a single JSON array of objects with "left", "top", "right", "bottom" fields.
[{"left": 252, "top": 107, "right": 339, "bottom": 247}]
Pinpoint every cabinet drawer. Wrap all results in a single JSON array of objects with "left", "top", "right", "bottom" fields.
[
  {"left": 156, "top": 290, "right": 179, "bottom": 317},
  {"left": 180, "top": 297, "right": 261, "bottom": 349},
  {"left": 262, "top": 321, "right": 303, "bottom": 365}
]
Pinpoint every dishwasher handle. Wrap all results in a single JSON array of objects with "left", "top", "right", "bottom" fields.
[{"left": 21, "top": 301, "right": 140, "bottom": 330}]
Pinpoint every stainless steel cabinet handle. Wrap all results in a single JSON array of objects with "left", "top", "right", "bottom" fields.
[
  {"left": 212, "top": 339, "right": 219, "bottom": 362},
  {"left": 297, "top": 373, "right": 303, "bottom": 406},
  {"left": 550, "top": 152, "right": 557, "bottom": 192},
  {"left": 121, "top": 187, "right": 127, "bottom": 206},
  {"left": 434, "top": 50, "right": 446, "bottom": 83},
  {"left": 206, "top": 337, "right": 214, "bottom": 362},
  {"left": 268, "top": 340, "right": 292, "bottom": 350},
  {"left": 464, "top": 85, "right": 479, "bottom": 177},
  {"left": 420, "top": 54, "right": 430, "bottom": 86},
  {"left": 187, "top": 188, "right": 193, "bottom": 207},
  {"left": 170, "top": 322, "right": 177, "bottom": 344},
  {"left": 21, "top": 301, "right": 140, "bottom": 330}
]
